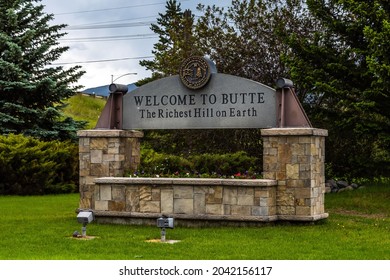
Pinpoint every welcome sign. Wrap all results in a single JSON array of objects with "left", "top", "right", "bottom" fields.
[{"left": 122, "top": 57, "right": 277, "bottom": 130}]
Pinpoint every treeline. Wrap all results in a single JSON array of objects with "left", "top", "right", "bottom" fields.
[{"left": 139, "top": 0, "right": 389, "bottom": 180}]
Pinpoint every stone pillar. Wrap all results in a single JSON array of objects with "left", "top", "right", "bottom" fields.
[
  {"left": 77, "top": 129, "right": 143, "bottom": 209},
  {"left": 261, "top": 128, "right": 328, "bottom": 221}
]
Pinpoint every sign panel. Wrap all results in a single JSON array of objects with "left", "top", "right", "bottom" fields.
[{"left": 122, "top": 73, "right": 277, "bottom": 130}]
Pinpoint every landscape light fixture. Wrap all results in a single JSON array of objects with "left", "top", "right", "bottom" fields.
[
  {"left": 76, "top": 210, "right": 94, "bottom": 237},
  {"left": 276, "top": 78, "right": 294, "bottom": 89},
  {"left": 157, "top": 216, "right": 174, "bottom": 242},
  {"left": 108, "top": 83, "right": 128, "bottom": 94}
]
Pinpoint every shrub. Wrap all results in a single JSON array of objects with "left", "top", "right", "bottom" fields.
[
  {"left": 135, "top": 148, "right": 261, "bottom": 178},
  {"left": 137, "top": 148, "right": 193, "bottom": 176},
  {"left": 0, "top": 134, "right": 79, "bottom": 195}
]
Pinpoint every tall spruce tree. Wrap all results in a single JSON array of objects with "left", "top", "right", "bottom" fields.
[
  {"left": 139, "top": 0, "right": 201, "bottom": 79},
  {"left": 0, "top": 0, "right": 85, "bottom": 141},
  {"left": 282, "top": 0, "right": 390, "bottom": 178}
]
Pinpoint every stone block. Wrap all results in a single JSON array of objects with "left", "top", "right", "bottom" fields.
[
  {"left": 286, "top": 164, "right": 300, "bottom": 179},
  {"left": 100, "top": 185, "right": 112, "bottom": 200},
  {"left": 277, "top": 190, "right": 294, "bottom": 206},
  {"left": 174, "top": 186, "right": 194, "bottom": 199},
  {"left": 115, "top": 154, "right": 125, "bottom": 162},
  {"left": 126, "top": 187, "right": 139, "bottom": 212},
  {"left": 139, "top": 186, "right": 152, "bottom": 201},
  {"left": 108, "top": 147, "right": 120, "bottom": 154},
  {"left": 95, "top": 200, "right": 108, "bottom": 211},
  {"left": 89, "top": 138, "right": 104, "bottom": 149},
  {"left": 206, "top": 187, "right": 223, "bottom": 204},
  {"left": 103, "top": 154, "right": 115, "bottom": 162},
  {"left": 206, "top": 204, "right": 223, "bottom": 215},
  {"left": 152, "top": 188, "right": 161, "bottom": 201},
  {"left": 79, "top": 145, "right": 90, "bottom": 153},
  {"left": 194, "top": 186, "right": 208, "bottom": 194},
  {"left": 90, "top": 150, "right": 103, "bottom": 164},
  {"left": 112, "top": 186, "right": 125, "bottom": 201},
  {"left": 252, "top": 206, "right": 268, "bottom": 216},
  {"left": 295, "top": 198, "right": 306, "bottom": 206},
  {"left": 161, "top": 189, "right": 174, "bottom": 214},
  {"left": 223, "top": 187, "right": 237, "bottom": 204},
  {"left": 140, "top": 200, "right": 160, "bottom": 213},
  {"left": 174, "top": 198, "right": 193, "bottom": 214},
  {"left": 296, "top": 206, "right": 311, "bottom": 216},
  {"left": 79, "top": 168, "right": 90, "bottom": 177},
  {"left": 231, "top": 205, "right": 251, "bottom": 216},
  {"left": 237, "top": 195, "right": 254, "bottom": 206},
  {"left": 297, "top": 155, "right": 309, "bottom": 164},
  {"left": 278, "top": 143, "right": 292, "bottom": 162},
  {"left": 238, "top": 187, "right": 254, "bottom": 195},
  {"left": 108, "top": 201, "right": 126, "bottom": 211},
  {"left": 278, "top": 205, "right": 295, "bottom": 215},
  {"left": 193, "top": 193, "right": 206, "bottom": 214},
  {"left": 90, "top": 163, "right": 109, "bottom": 176},
  {"left": 79, "top": 198, "right": 92, "bottom": 209},
  {"left": 298, "top": 136, "right": 312, "bottom": 144},
  {"left": 223, "top": 204, "right": 231, "bottom": 215},
  {"left": 259, "top": 197, "right": 268, "bottom": 207},
  {"left": 295, "top": 188, "right": 311, "bottom": 199},
  {"left": 291, "top": 143, "right": 305, "bottom": 156},
  {"left": 93, "top": 185, "right": 100, "bottom": 201}
]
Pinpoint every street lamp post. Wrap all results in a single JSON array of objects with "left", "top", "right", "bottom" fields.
[{"left": 111, "top": 72, "right": 137, "bottom": 83}]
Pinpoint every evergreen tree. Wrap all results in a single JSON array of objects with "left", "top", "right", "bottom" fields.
[
  {"left": 196, "top": 0, "right": 292, "bottom": 87},
  {"left": 0, "top": 0, "right": 85, "bottom": 141},
  {"left": 282, "top": 0, "right": 390, "bottom": 178},
  {"left": 139, "top": 0, "right": 201, "bottom": 79}
]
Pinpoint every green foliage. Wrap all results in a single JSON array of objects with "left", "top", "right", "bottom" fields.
[
  {"left": 280, "top": 0, "right": 390, "bottom": 178},
  {"left": 0, "top": 134, "right": 79, "bottom": 195},
  {"left": 0, "top": 0, "right": 85, "bottom": 141},
  {"left": 196, "top": 0, "right": 290, "bottom": 86},
  {"left": 139, "top": 0, "right": 202, "bottom": 77},
  {"left": 138, "top": 0, "right": 389, "bottom": 180},
  {"left": 137, "top": 148, "right": 192, "bottom": 176},
  {"left": 135, "top": 148, "right": 261, "bottom": 178}
]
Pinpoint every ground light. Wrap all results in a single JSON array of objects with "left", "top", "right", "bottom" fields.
[
  {"left": 74, "top": 210, "right": 94, "bottom": 238},
  {"left": 157, "top": 216, "right": 174, "bottom": 242}
]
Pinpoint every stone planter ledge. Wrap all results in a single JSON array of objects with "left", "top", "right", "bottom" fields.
[{"left": 94, "top": 177, "right": 278, "bottom": 187}]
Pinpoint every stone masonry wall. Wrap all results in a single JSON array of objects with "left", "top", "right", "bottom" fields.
[
  {"left": 77, "top": 130, "right": 143, "bottom": 209},
  {"left": 261, "top": 128, "right": 328, "bottom": 220},
  {"left": 77, "top": 128, "right": 328, "bottom": 224},
  {"left": 91, "top": 178, "right": 278, "bottom": 225}
]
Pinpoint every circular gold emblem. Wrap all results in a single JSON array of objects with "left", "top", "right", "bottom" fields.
[{"left": 179, "top": 56, "right": 211, "bottom": 89}]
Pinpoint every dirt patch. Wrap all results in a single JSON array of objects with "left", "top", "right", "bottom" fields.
[
  {"left": 145, "top": 239, "right": 181, "bottom": 244},
  {"left": 70, "top": 235, "right": 98, "bottom": 240}
]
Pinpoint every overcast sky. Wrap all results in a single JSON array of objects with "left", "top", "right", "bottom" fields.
[{"left": 41, "top": 0, "right": 231, "bottom": 89}]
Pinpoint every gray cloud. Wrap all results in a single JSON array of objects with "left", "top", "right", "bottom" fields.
[{"left": 41, "top": 0, "right": 230, "bottom": 88}]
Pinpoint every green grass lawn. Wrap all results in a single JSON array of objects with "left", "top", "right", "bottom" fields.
[
  {"left": 63, "top": 94, "right": 106, "bottom": 129},
  {"left": 0, "top": 183, "right": 389, "bottom": 260}
]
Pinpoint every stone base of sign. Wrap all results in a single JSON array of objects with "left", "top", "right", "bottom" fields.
[
  {"left": 77, "top": 130, "right": 143, "bottom": 210},
  {"left": 77, "top": 128, "right": 328, "bottom": 226},
  {"left": 261, "top": 128, "right": 328, "bottom": 220},
  {"left": 89, "top": 177, "right": 279, "bottom": 226}
]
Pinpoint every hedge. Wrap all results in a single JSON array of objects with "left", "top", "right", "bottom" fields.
[
  {"left": 0, "top": 134, "right": 79, "bottom": 195},
  {"left": 135, "top": 148, "right": 262, "bottom": 178}
]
